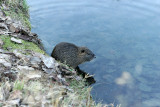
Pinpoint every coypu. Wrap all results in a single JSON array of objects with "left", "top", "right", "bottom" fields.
[{"left": 51, "top": 42, "right": 95, "bottom": 68}]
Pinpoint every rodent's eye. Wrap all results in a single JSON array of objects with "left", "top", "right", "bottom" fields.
[{"left": 81, "top": 50, "right": 85, "bottom": 53}]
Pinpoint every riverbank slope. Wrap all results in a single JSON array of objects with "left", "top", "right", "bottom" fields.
[{"left": 0, "top": 1, "right": 112, "bottom": 107}]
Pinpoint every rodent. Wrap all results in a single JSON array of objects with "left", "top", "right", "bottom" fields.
[{"left": 51, "top": 42, "right": 95, "bottom": 68}]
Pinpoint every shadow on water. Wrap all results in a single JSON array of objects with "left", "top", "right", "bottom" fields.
[{"left": 27, "top": 0, "right": 160, "bottom": 106}]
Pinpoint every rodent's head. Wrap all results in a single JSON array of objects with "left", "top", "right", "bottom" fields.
[{"left": 78, "top": 47, "right": 95, "bottom": 63}]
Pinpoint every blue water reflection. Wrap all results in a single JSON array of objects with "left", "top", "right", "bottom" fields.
[{"left": 27, "top": 0, "right": 160, "bottom": 106}]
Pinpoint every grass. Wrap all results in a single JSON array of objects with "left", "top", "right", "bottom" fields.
[
  {"left": 1, "top": 0, "right": 31, "bottom": 29},
  {"left": 62, "top": 78, "right": 103, "bottom": 107},
  {"left": 13, "top": 81, "right": 24, "bottom": 91},
  {"left": 0, "top": 35, "right": 45, "bottom": 54}
]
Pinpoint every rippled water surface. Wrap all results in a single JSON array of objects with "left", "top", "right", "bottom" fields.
[{"left": 27, "top": 0, "right": 160, "bottom": 106}]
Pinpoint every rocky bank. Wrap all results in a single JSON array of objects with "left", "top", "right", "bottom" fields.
[{"left": 0, "top": 2, "right": 114, "bottom": 107}]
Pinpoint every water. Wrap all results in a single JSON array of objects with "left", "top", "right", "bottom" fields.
[{"left": 27, "top": 0, "right": 160, "bottom": 106}]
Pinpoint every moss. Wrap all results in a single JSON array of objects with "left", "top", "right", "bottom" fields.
[
  {"left": 1, "top": 0, "right": 31, "bottom": 29},
  {"left": 0, "top": 35, "right": 45, "bottom": 54}
]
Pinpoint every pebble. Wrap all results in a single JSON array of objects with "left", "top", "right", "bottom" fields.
[
  {"left": 41, "top": 55, "right": 55, "bottom": 69},
  {"left": 0, "top": 38, "right": 3, "bottom": 47},
  {"left": 11, "top": 37, "right": 22, "bottom": 44},
  {"left": 9, "top": 23, "right": 17, "bottom": 32},
  {"left": 5, "top": 16, "right": 12, "bottom": 25},
  {"left": 0, "top": 22, "right": 8, "bottom": 30},
  {"left": 17, "top": 65, "right": 35, "bottom": 71}
]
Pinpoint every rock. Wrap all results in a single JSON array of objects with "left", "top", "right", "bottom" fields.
[
  {"left": 2, "top": 4, "right": 9, "bottom": 11},
  {"left": 0, "top": 53, "right": 10, "bottom": 60},
  {"left": 0, "top": 11, "right": 4, "bottom": 16},
  {"left": 5, "top": 16, "right": 12, "bottom": 25},
  {"left": 8, "top": 90, "right": 23, "bottom": 100},
  {"left": 0, "top": 59, "right": 12, "bottom": 68},
  {"left": 10, "top": 33, "right": 18, "bottom": 38},
  {"left": 0, "top": 22, "right": 8, "bottom": 30},
  {"left": 13, "top": 50, "right": 24, "bottom": 58},
  {"left": 0, "top": 54, "right": 12, "bottom": 68},
  {"left": 8, "top": 23, "right": 20, "bottom": 33},
  {"left": 30, "top": 56, "right": 41, "bottom": 68},
  {"left": 0, "top": 49, "right": 4, "bottom": 53},
  {"left": 9, "top": 23, "right": 18, "bottom": 32},
  {"left": 0, "top": 16, "right": 5, "bottom": 22},
  {"left": 0, "top": 82, "right": 12, "bottom": 101},
  {"left": 41, "top": 55, "right": 55, "bottom": 69},
  {"left": 43, "top": 68, "right": 55, "bottom": 74},
  {"left": 26, "top": 73, "right": 41, "bottom": 79},
  {"left": 11, "top": 37, "right": 22, "bottom": 44},
  {"left": 7, "top": 99, "right": 21, "bottom": 106},
  {"left": 0, "top": 38, "right": 3, "bottom": 48},
  {"left": 22, "top": 95, "right": 36, "bottom": 105},
  {"left": 17, "top": 66, "right": 35, "bottom": 71}
]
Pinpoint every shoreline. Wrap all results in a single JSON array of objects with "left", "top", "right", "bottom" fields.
[{"left": 0, "top": 1, "right": 112, "bottom": 106}]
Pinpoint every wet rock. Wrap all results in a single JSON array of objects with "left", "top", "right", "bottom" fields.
[
  {"left": 11, "top": 37, "right": 22, "bottom": 44},
  {"left": 0, "top": 22, "right": 8, "bottom": 30},
  {"left": 41, "top": 55, "right": 55, "bottom": 69}
]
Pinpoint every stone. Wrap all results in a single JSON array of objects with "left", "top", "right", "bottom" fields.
[
  {"left": 0, "top": 16, "right": 5, "bottom": 22},
  {"left": 26, "top": 73, "right": 41, "bottom": 79},
  {"left": 2, "top": 4, "right": 9, "bottom": 11},
  {"left": 13, "top": 50, "right": 24, "bottom": 58},
  {"left": 7, "top": 99, "right": 21, "bottom": 105},
  {"left": 17, "top": 66, "right": 35, "bottom": 71},
  {"left": 30, "top": 56, "right": 41, "bottom": 68},
  {"left": 22, "top": 95, "right": 36, "bottom": 105},
  {"left": 9, "top": 23, "right": 19, "bottom": 32},
  {"left": 0, "top": 53, "right": 11, "bottom": 61},
  {"left": 0, "top": 59, "right": 11, "bottom": 68},
  {"left": 8, "top": 90, "right": 23, "bottom": 100},
  {"left": 0, "top": 49, "right": 5, "bottom": 53},
  {"left": 41, "top": 55, "right": 55, "bottom": 69},
  {"left": 5, "top": 16, "right": 12, "bottom": 25},
  {"left": 0, "top": 11, "right": 4, "bottom": 16},
  {"left": 0, "top": 38, "right": 3, "bottom": 47},
  {"left": 0, "top": 22, "right": 8, "bottom": 30},
  {"left": 11, "top": 37, "right": 22, "bottom": 44}
]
